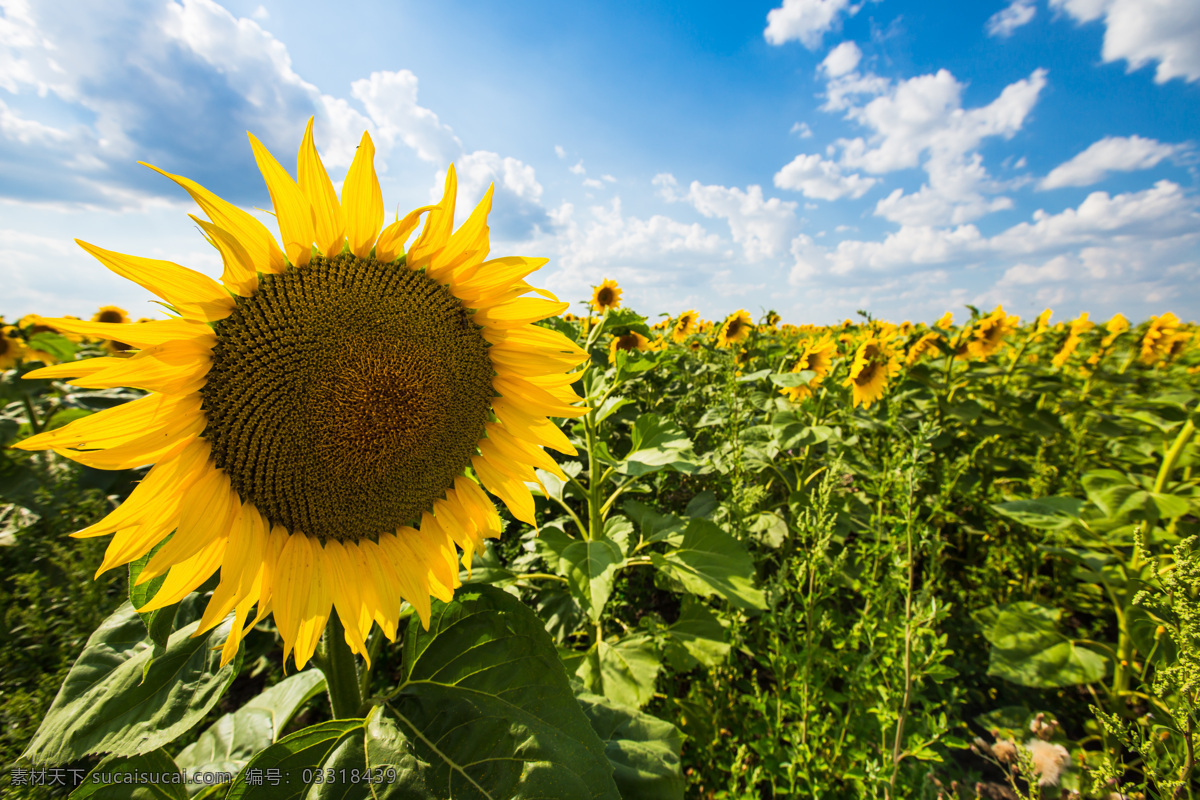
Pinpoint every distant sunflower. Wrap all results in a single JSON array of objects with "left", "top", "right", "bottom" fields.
[
  {"left": 1052, "top": 313, "right": 1094, "bottom": 369},
  {"left": 1140, "top": 312, "right": 1182, "bottom": 365},
  {"left": 968, "top": 306, "right": 1019, "bottom": 360},
  {"left": 843, "top": 339, "right": 899, "bottom": 409},
  {"left": 780, "top": 335, "right": 836, "bottom": 403},
  {"left": 608, "top": 330, "right": 650, "bottom": 363},
  {"left": 591, "top": 279, "right": 622, "bottom": 313},
  {"left": 14, "top": 121, "right": 588, "bottom": 670},
  {"left": 905, "top": 331, "right": 942, "bottom": 365},
  {"left": 717, "top": 309, "right": 752, "bottom": 348},
  {"left": 671, "top": 309, "right": 698, "bottom": 343},
  {"left": 1, "top": 326, "right": 27, "bottom": 369}
]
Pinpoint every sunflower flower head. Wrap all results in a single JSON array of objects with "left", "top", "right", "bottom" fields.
[
  {"left": 842, "top": 338, "right": 899, "bottom": 409},
  {"left": 591, "top": 279, "right": 622, "bottom": 313},
  {"left": 0, "top": 326, "right": 28, "bottom": 369},
  {"left": 780, "top": 335, "right": 836, "bottom": 402},
  {"left": 905, "top": 331, "right": 942, "bottom": 366},
  {"left": 608, "top": 330, "right": 650, "bottom": 363},
  {"left": 967, "top": 305, "right": 1019, "bottom": 360},
  {"left": 14, "top": 121, "right": 589, "bottom": 671},
  {"left": 671, "top": 309, "right": 698, "bottom": 343},
  {"left": 1140, "top": 311, "right": 1182, "bottom": 365},
  {"left": 717, "top": 309, "right": 753, "bottom": 348}
]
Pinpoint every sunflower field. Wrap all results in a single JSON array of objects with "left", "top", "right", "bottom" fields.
[{"left": 3, "top": 133, "right": 1200, "bottom": 800}]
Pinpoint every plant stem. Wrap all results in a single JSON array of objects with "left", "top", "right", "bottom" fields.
[
  {"left": 1152, "top": 418, "right": 1195, "bottom": 496},
  {"left": 21, "top": 393, "right": 43, "bottom": 435},
  {"left": 318, "top": 615, "right": 364, "bottom": 719}
]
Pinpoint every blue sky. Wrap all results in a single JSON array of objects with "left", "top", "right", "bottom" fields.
[{"left": 1, "top": 0, "right": 1197, "bottom": 326}]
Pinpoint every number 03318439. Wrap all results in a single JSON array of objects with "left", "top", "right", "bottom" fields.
[{"left": 301, "top": 768, "right": 398, "bottom": 785}]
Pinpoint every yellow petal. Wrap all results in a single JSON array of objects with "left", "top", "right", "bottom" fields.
[
  {"left": 472, "top": 451, "right": 537, "bottom": 526},
  {"left": 342, "top": 131, "right": 384, "bottom": 258},
  {"left": 137, "top": 533, "right": 228, "bottom": 612},
  {"left": 408, "top": 164, "right": 457, "bottom": 267},
  {"left": 27, "top": 316, "right": 216, "bottom": 350},
  {"left": 248, "top": 523, "right": 289, "bottom": 629},
  {"left": 475, "top": 297, "right": 569, "bottom": 329},
  {"left": 196, "top": 503, "right": 263, "bottom": 636},
  {"left": 293, "top": 545, "right": 332, "bottom": 670},
  {"left": 190, "top": 216, "right": 258, "bottom": 296},
  {"left": 325, "top": 540, "right": 372, "bottom": 665},
  {"left": 427, "top": 185, "right": 492, "bottom": 282},
  {"left": 139, "top": 470, "right": 238, "bottom": 584},
  {"left": 22, "top": 358, "right": 118, "bottom": 382},
  {"left": 272, "top": 533, "right": 313, "bottom": 665},
  {"left": 142, "top": 162, "right": 286, "bottom": 274},
  {"left": 66, "top": 339, "right": 211, "bottom": 395},
  {"left": 375, "top": 206, "right": 434, "bottom": 264},
  {"left": 357, "top": 539, "right": 402, "bottom": 640},
  {"left": 65, "top": 410, "right": 205, "bottom": 470},
  {"left": 377, "top": 532, "right": 432, "bottom": 629},
  {"left": 484, "top": 422, "right": 567, "bottom": 480},
  {"left": 297, "top": 117, "right": 346, "bottom": 258},
  {"left": 452, "top": 256, "right": 548, "bottom": 300},
  {"left": 16, "top": 392, "right": 194, "bottom": 451},
  {"left": 454, "top": 475, "right": 503, "bottom": 539},
  {"left": 76, "top": 240, "right": 235, "bottom": 322},
  {"left": 249, "top": 131, "right": 315, "bottom": 268},
  {"left": 491, "top": 397, "right": 577, "bottom": 456},
  {"left": 493, "top": 374, "right": 589, "bottom": 419}
]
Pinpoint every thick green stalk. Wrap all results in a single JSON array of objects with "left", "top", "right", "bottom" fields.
[
  {"left": 318, "top": 615, "right": 364, "bottom": 719},
  {"left": 1152, "top": 418, "right": 1195, "bottom": 495}
]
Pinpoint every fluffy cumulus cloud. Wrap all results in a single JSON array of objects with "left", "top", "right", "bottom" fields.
[
  {"left": 763, "top": 0, "right": 859, "bottom": 49},
  {"left": 834, "top": 67, "right": 1047, "bottom": 225},
  {"left": 0, "top": 0, "right": 508, "bottom": 211},
  {"left": 774, "top": 153, "right": 876, "bottom": 200},
  {"left": 986, "top": 0, "right": 1037, "bottom": 38},
  {"left": 1039, "top": 135, "right": 1181, "bottom": 189},
  {"left": 1049, "top": 0, "right": 1200, "bottom": 83},
  {"left": 443, "top": 150, "right": 547, "bottom": 239},
  {"left": 655, "top": 174, "right": 798, "bottom": 260},
  {"left": 821, "top": 41, "right": 862, "bottom": 77}
]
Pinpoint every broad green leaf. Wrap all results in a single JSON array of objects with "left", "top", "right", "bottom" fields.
[
  {"left": 747, "top": 510, "right": 788, "bottom": 549},
  {"left": 225, "top": 719, "right": 365, "bottom": 800},
  {"left": 578, "top": 635, "right": 662, "bottom": 709},
  {"left": 980, "top": 602, "right": 1108, "bottom": 688},
  {"left": 624, "top": 500, "right": 687, "bottom": 547},
  {"left": 650, "top": 519, "right": 766, "bottom": 609},
  {"left": 594, "top": 395, "right": 634, "bottom": 424},
  {"left": 767, "top": 370, "right": 815, "bottom": 388},
  {"left": 1148, "top": 491, "right": 1189, "bottom": 519},
  {"left": 174, "top": 670, "right": 328, "bottom": 794},
  {"left": 377, "top": 585, "right": 621, "bottom": 799},
  {"left": 777, "top": 424, "right": 833, "bottom": 450},
  {"left": 129, "top": 540, "right": 174, "bottom": 652},
  {"left": 735, "top": 368, "right": 772, "bottom": 383},
  {"left": 621, "top": 414, "right": 698, "bottom": 476},
  {"left": 991, "top": 497, "right": 1084, "bottom": 530},
  {"left": 27, "top": 331, "right": 79, "bottom": 362},
  {"left": 684, "top": 491, "right": 717, "bottom": 519},
  {"left": 663, "top": 597, "right": 729, "bottom": 670},
  {"left": 536, "top": 526, "right": 627, "bottom": 622},
  {"left": 576, "top": 692, "right": 685, "bottom": 800},
  {"left": 23, "top": 601, "right": 243, "bottom": 764},
  {"left": 70, "top": 749, "right": 189, "bottom": 800}
]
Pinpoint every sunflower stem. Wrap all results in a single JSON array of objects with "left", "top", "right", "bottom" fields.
[{"left": 318, "top": 615, "right": 364, "bottom": 719}]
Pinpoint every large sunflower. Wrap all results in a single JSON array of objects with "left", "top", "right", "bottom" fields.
[
  {"left": 14, "top": 121, "right": 589, "bottom": 670},
  {"left": 717, "top": 309, "right": 753, "bottom": 348},
  {"left": 591, "top": 279, "right": 622, "bottom": 313},
  {"left": 842, "top": 338, "right": 899, "bottom": 409}
]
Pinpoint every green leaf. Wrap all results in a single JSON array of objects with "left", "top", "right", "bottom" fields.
[
  {"left": 575, "top": 692, "right": 685, "bottom": 800},
  {"left": 377, "top": 584, "right": 621, "bottom": 798},
  {"left": 991, "top": 497, "right": 1084, "bottom": 530},
  {"left": 735, "top": 368, "right": 772, "bottom": 383},
  {"left": 621, "top": 414, "right": 698, "bottom": 476},
  {"left": 767, "top": 370, "right": 815, "bottom": 388},
  {"left": 174, "top": 670, "right": 328, "bottom": 794},
  {"left": 579, "top": 635, "right": 663, "bottom": 709},
  {"left": 69, "top": 749, "right": 189, "bottom": 800},
  {"left": 980, "top": 602, "right": 1108, "bottom": 688},
  {"left": 746, "top": 510, "right": 788, "bottom": 549},
  {"left": 536, "top": 526, "right": 627, "bottom": 623},
  {"left": 129, "top": 540, "right": 175, "bottom": 652},
  {"left": 27, "top": 331, "right": 79, "bottom": 362},
  {"left": 23, "top": 601, "right": 243, "bottom": 764},
  {"left": 662, "top": 597, "right": 729, "bottom": 670},
  {"left": 684, "top": 491, "right": 717, "bottom": 519},
  {"left": 225, "top": 719, "right": 365, "bottom": 800},
  {"left": 1148, "top": 491, "right": 1190, "bottom": 519},
  {"left": 650, "top": 519, "right": 766, "bottom": 609},
  {"left": 594, "top": 395, "right": 634, "bottom": 424},
  {"left": 624, "top": 500, "right": 687, "bottom": 547}
]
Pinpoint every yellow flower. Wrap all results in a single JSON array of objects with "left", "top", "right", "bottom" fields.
[
  {"left": 14, "top": 122, "right": 588, "bottom": 670},
  {"left": 905, "top": 331, "right": 942, "bottom": 365},
  {"left": 717, "top": 309, "right": 753, "bottom": 348},
  {"left": 780, "top": 335, "right": 836, "bottom": 402},
  {"left": 0, "top": 326, "right": 28, "bottom": 369},
  {"left": 842, "top": 339, "right": 899, "bottom": 409},
  {"left": 591, "top": 279, "right": 622, "bottom": 313},
  {"left": 671, "top": 309, "right": 698, "bottom": 343},
  {"left": 1140, "top": 312, "right": 1182, "bottom": 365},
  {"left": 1051, "top": 313, "right": 1094, "bottom": 368},
  {"left": 934, "top": 311, "right": 953, "bottom": 330},
  {"left": 608, "top": 330, "right": 650, "bottom": 363},
  {"left": 967, "top": 305, "right": 1019, "bottom": 359}
]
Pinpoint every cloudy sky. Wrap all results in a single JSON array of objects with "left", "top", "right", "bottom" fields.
[{"left": 1, "top": 0, "right": 1197, "bottom": 326}]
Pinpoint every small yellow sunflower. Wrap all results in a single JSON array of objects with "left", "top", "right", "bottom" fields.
[
  {"left": 92, "top": 305, "right": 130, "bottom": 325},
  {"left": 671, "top": 309, "right": 698, "bottom": 343},
  {"left": 717, "top": 309, "right": 752, "bottom": 348},
  {"left": 608, "top": 330, "right": 650, "bottom": 363},
  {"left": 1051, "top": 313, "right": 1095, "bottom": 369},
  {"left": 14, "top": 121, "right": 588, "bottom": 670},
  {"left": 967, "top": 305, "right": 1019, "bottom": 360},
  {"left": 842, "top": 338, "right": 899, "bottom": 409},
  {"left": 1, "top": 326, "right": 28, "bottom": 369},
  {"left": 905, "top": 331, "right": 942, "bottom": 365},
  {"left": 591, "top": 279, "right": 622, "bottom": 313},
  {"left": 781, "top": 335, "right": 836, "bottom": 402},
  {"left": 1140, "top": 312, "right": 1182, "bottom": 365}
]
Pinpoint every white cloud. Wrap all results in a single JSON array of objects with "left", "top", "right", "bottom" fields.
[
  {"left": 1039, "top": 135, "right": 1180, "bottom": 189},
  {"left": 774, "top": 153, "right": 877, "bottom": 200},
  {"left": 791, "top": 121, "right": 814, "bottom": 138},
  {"left": 821, "top": 41, "right": 862, "bottom": 77},
  {"left": 764, "top": 0, "right": 858, "bottom": 49},
  {"left": 602, "top": 174, "right": 617, "bottom": 183},
  {"left": 987, "top": 0, "right": 1037, "bottom": 38},
  {"left": 1050, "top": 0, "right": 1200, "bottom": 83},
  {"left": 570, "top": 160, "right": 586, "bottom": 175},
  {"left": 655, "top": 174, "right": 799, "bottom": 260},
  {"left": 554, "top": 144, "right": 566, "bottom": 159},
  {"left": 349, "top": 70, "right": 461, "bottom": 166},
  {"left": 829, "top": 67, "right": 1047, "bottom": 225},
  {"left": 583, "top": 178, "right": 604, "bottom": 189},
  {"left": 251, "top": 4, "right": 269, "bottom": 21}
]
